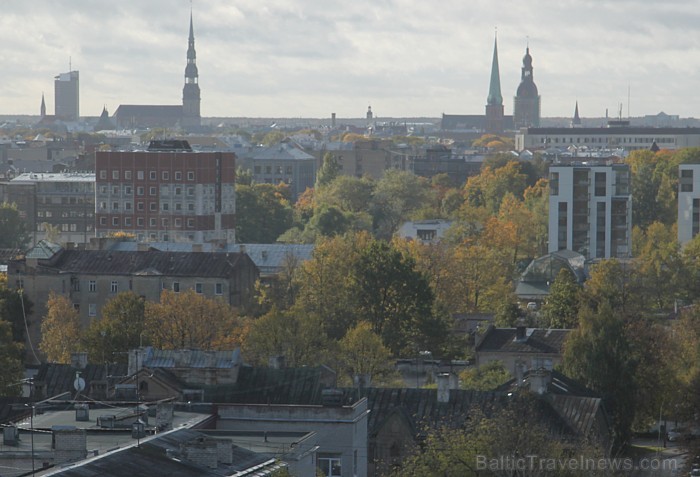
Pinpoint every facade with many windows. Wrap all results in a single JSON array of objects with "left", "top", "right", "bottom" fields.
[
  {"left": 1, "top": 172, "right": 95, "bottom": 246},
  {"left": 249, "top": 141, "right": 316, "bottom": 200},
  {"left": 678, "top": 164, "right": 700, "bottom": 245},
  {"left": 516, "top": 126, "right": 700, "bottom": 152},
  {"left": 549, "top": 162, "right": 632, "bottom": 259},
  {"left": 95, "top": 141, "right": 235, "bottom": 243},
  {"left": 9, "top": 243, "right": 259, "bottom": 360}
]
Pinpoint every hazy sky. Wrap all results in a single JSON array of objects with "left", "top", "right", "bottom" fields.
[{"left": 2, "top": 0, "right": 700, "bottom": 119}]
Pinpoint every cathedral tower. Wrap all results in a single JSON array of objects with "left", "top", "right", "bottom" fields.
[
  {"left": 485, "top": 34, "right": 504, "bottom": 134},
  {"left": 513, "top": 46, "right": 541, "bottom": 129},
  {"left": 182, "top": 10, "right": 201, "bottom": 129}
]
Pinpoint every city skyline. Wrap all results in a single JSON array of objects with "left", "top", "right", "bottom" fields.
[{"left": 1, "top": 0, "right": 699, "bottom": 120}]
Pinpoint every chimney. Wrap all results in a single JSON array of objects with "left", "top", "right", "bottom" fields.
[
  {"left": 156, "top": 402, "right": 174, "bottom": 431},
  {"left": 269, "top": 355, "right": 285, "bottom": 369},
  {"left": 515, "top": 319, "right": 527, "bottom": 342},
  {"left": 127, "top": 348, "right": 146, "bottom": 376},
  {"left": 437, "top": 373, "right": 450, "bottom": 403},
  {"left": 52, "top": 426, "right": 87, "bottom": 464},
  {"left": 215, "top": 438, "right": 233, "bottom": 465},
  {"left": 529, "top": 368, "right": 551, "bottom": 395},
  {"left": 181, "top": 437, "right": 218, "bottom": 469},
  {"left": 70, "top": 352, "right": 88, "bottom": 369}
]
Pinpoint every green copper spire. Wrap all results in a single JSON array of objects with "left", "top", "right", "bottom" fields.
[{"left": 487, "top": 34, "right": 503, "bottom": 106}]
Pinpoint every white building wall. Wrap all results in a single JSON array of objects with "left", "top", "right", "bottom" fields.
[{"left": 678, "top": 164, "right": 700, "bottom": 245}]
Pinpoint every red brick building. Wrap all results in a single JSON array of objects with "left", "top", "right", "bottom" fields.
[{"left": 95, "top": 141, "right": 236, "bottom": 243}]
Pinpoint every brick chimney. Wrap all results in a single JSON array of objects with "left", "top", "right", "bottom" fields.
[
  {"left": 529, "top": 368, "right": 552, "bottom": 395},
  {"left": 52, "top": 427, "right": 87, "bottom": 464},
  {"left": 181, "top": 437, "right": 218, "bottom": 469}
]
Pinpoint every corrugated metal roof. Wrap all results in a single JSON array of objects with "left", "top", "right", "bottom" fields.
[{"left": 142, "top": 348, "right": 241, "bottom": 369}]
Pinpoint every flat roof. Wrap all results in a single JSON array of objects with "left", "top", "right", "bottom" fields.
[{"left": 11, "top": 173, "right": 95, "bottom": 183}]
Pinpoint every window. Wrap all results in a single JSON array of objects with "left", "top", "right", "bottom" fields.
[
  {"left": 112, "top": 170, "right": 119, "bottom": 180},
  {"left": 137, "top": 217, "right": 144, "bottom": 226},
  {"left": 137, "top": 170, "right": 144, "bottom": 180},
  {"left": 88, "top": 304, "right": 97, "bottom": 317},
  {"left": 215, "top": 283, "right": 223, "bottom": 295},
  {"left": 175, "top": 203, "right": 182, "bottom": 211},
  {"left": 286, "top": 166, "right": 293, "bottom": 174},
  {"left": 195, "top": 283, "right": 203, "bottom": 294},
  {"left": 188, "top": 203, "right": 195, "bottom": 211},
  {"left": 161, "top": 218, "right": 169, "bottom": 227},
  {"left": 137, "top": 202, "right": 144, "bottom": 211},
  {"left": 175, "top": 171, "right": 182, "bottom": 180},
  {"left": 150, "top": 218, "right": 157, "bottom": 226},
  {"left": 187, "top": 218, "right": 194, "bottom": 228},
  {"left": 175, "top": 187, "right": 182, "bottom": 196},
  {"left": 71, "top": 278, "right": 80, "bottom": 292},
  {"left": 317, "top": 454, "right": 342, "bottom": 477},
  {"left": 100, "top": 217, "right": 107, "bottom": 226},
  {"left": 99, "top": 185, "right": 107, "bottom": 194},
  {"left": 99, "top": 170, "right": 107, "bottom": 179},
  {"left": 137, "top": 186, "right": 144, "bottom": 196},
  {"left": 187, "top": 187, "right": 194, "bottom": 196},
  {"left": 549, "top": 172, "right": 559, "bottom": 196},
  {"left": 150, "top": 202, "right": 157, "bottom": 211},
  {"left": 162, "top": 203, "right": 169, "bottom": 211},
  {"left": 89, "top": 280, "right": 96, "bottom": 292},
  {"left": 681, "top": 168, "right": 694, "bottom": 193},
  {"left": 125, "top": 171, "right": 132, "bottom": 180},
  {"left": 149, "top": 171, "right": 157, "bottom": 180},
  {"left": 187, "top": 171, "right": 195, "bottom": 180},
  {"left": 173, "top": 282, "right": 180, "bottom": 293},
  {"left": 112, "top": 186, "right": 119, "bottom": 194},
  {"left": 125, "top": 202, "right": 132, "bottom": 210},
  {"left": 112, "top": 217, "right": 119, "bottom": 226},
  {"left": 125, "top": 186, "right": 132, "bottom": 194},
  {"left": 73, "top": 303, "right": 80, "bottom": 311},
  {"left": 149, "top": 187, "right": 156, "bottom": 196},
  {"left": 99, "top": 202, "right": 107, "bottom": 210},
  {"left": 174, "top": 218, "right": 181, "bottom": 227},
  {"left": 162, "top": 171, "right": 169, "bottom": 180},
  {"left": 594, "top": 172, "right": 606, "bottom": 197},
  {"left": 111, "top": 281, "right": 118, "bottom": 293},
  {"left": 112, "top": 202, "right": 119, "bottom": 210},
  {"left": 125, "top": 217, "right": 132, "bottom": 226}
]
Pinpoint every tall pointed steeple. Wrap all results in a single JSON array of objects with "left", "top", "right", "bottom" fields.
[
  {"left": 485, "top": 31, "right": 504, "bottom": 134},
  {"left": 487, "top": 34, "right": 503, "bottom": 106},
  {"left": 182, "top": 8, "right": 201, "bottom": 129},
  {"left": 571, "top": 101, "right": 581, "bottom": 127},
  {"left": 40, "top": 93, "right": 46, "bottom": 118}
]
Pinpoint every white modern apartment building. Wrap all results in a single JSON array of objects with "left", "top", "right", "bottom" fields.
[
  {"left": 549, "top": 162, "right": 632, "bottom": 259},
  {"left": 678, "top": 164, "right": 700, "bottom": 245}
]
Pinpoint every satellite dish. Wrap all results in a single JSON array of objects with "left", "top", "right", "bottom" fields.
[{"left": 74, "top": 377, "right": 86, "bottom": 392}]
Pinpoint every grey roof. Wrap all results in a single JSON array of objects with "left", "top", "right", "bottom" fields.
[
  {"left": 476, "top": 327, "right": 571, "bottom": 355},
  {"left": 141, "top": 348, "right": 241, "bottom": 369},
  {"left": 108, "top": 242, "right": 314, "bottom": 276},
  {"left": 26, "top": 248, "right": 255, "bottom": 278},
  {"left": 44, "top": 428, "right": 280, "bottom": 477},
  {"left": 114, "top": 105, "right": 183, "bottom": 118},
  {"left": 249, "top": 142, "right": 315, "bottom": 161}
]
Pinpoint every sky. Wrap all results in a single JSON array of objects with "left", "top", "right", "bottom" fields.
[{"left": 2, "top": 0, "right": 700, "bottom": 120}]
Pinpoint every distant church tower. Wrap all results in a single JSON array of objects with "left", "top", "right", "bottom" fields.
[
  {"left": 485, "top": 34, "right": 504, "bottom": 134},
  {"left": 513, "top": 46, "right": 540, "bottom": 129},
  {"left": 40, "top": 93, "right": 46, "bottom": 118},
  {"left": 366, "top": 105, "right": 373, "bottom": 120},
  {"left": 182, "top": 10, "right": 201, "bottom": 129},
  {"left": 571, "top": 101, "right": 581, "bottom": 127}
]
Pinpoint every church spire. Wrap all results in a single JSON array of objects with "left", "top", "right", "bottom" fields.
[
  {"left": 572, "top": 101, "right": 581, "bottom": 127},
  {"left": 487, "top": 33, "right": 503, "bottom": 106},
  {"left": 40, "top": 93, "right": 46, "bottom": 117},
  {"left": 182, "top": 8, "right": 201, "bottom": 129}
]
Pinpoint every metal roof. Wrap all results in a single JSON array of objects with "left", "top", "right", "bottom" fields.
[{"left": 11, "top": 172, "right": 94, "bottom": 182}]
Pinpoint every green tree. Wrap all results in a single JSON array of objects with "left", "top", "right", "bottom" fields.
[
  {"left": 563, "top": 304, "right": 636, "bottom": 450},
  {"left": 353, "top": 240, "right": 441, "bottom": 354},
  {"left": 145, "top": 290, "right": 241, "bottom": 350},
  {"left": 0, "top": 320, "right": 23, "bottom": 396},
  {"left": 0, "top": 203, "right": 29, "bottom": 249},
  {"left": 242, "top": 307, "right": 328, "bottom": 367},
  {"left": 315, "top": 152, "right": 341, "bottom": 188},
  {"left": 235, "top": 183, "right": 294, "bottom": 243},
  {"left": 82, "top": 292, "right": 146, "bottom": 364},
  {"left": 235, "top": 166, "right": 254, "bottom": 185},
  {"left": 459, "top": 360, "right": 510, "bottom": 391},
  {"left": 39, "top": 292, "right": 82, "bottom": 363},
  {"left": 370, "top": 170, "right": 434, "bottom": 238},
  {"left": 462, "top": 161, "right": 527, "bottom": 214},
  {"left": 314, "top": 175, "right": 375, "bottom": 214},
  {"left": 633, "top": 222, "right": 680, "bottom": 311},
  {"left": 337, "top": 321, "right": 393, "bottom": 385},
  {"left": 539, "top": 268, "right": 581, "bottom": 329},
  {"left": 0, "top": 286, "right": 33, "bottom": 345}
]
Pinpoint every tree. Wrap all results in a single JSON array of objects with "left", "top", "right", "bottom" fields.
[
  {"left": 459, "top": 360, "right": 511, "bottom": 391},
  {"left": 235, "top": 183, "right": 294, "bottom": 243},
  {"left": 39, "top": 292, "right": 82, "bottom": 363},
  {"left": 633, "top": 221, "right": 680, "bottom": 311},
  {"left": 352, "top": 240, "right": 440, "bottom": 354},
  {"left": 539, "top": 268, "right": 581, "bottom": 329},
  {"left": 314, "top": 175, "right": 375, "bottom": 214},
  {"left": 462, "top": 161, "right": 527, "bottom": 214},
  {"left": 337, "top": 321, "right": 393, "bottom": 385},
  {"left": 145, "top": 290, "right": 241, "bottom": 350},
  {"left": 0, "top": 286, "right": 33, "bottom": 345},
  {"left": 0, "top": 320, "right": 23, "bottom": 397},
  {"left": 563, "top": 304, "right": 636, "bottom": 450},
  {"left": 582, "top": 259, "right": 637, "bottom": 316},
  {"left": 315, "top": 152, "right": 341, "bottom": 189},
  {"left": 242, "top": 307, "right": 328, "bottom": 367},
  {"left": 0, "top": 203, "right": 29, "bottom": 249},
  {"left": 82, "top": 292, "right": 146, "bottom": 364},
  {"left": 370, "top": 170, "right": 434, "bottom": 238}
]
